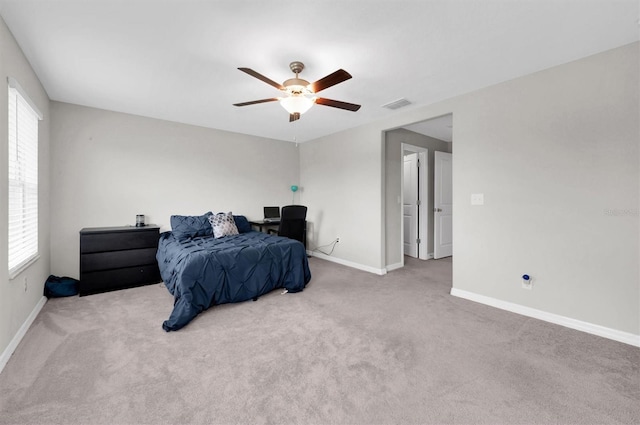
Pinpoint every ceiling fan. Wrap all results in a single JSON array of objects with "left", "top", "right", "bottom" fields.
[{"left": 233, "top": 61, "right": 361, "bottom": 122}]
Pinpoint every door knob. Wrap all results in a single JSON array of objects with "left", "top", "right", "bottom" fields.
[{"left": 434, "top": 208, "right": 442, "bottom": 212}]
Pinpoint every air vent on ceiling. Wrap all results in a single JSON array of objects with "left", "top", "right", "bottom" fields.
[{"left": 382, "top": 98, "right": 412, "bottom": 110}]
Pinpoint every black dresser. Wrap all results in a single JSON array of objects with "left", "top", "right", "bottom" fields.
[{"left": 79, "top": 225, "right": 161, "bottom": 296}]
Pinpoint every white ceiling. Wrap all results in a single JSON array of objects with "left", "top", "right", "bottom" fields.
[{"left": 0, "top": 0, "right": 637, "bottom": 143}]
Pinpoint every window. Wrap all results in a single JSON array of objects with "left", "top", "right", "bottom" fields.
[{"left": 8, "top": 78, "right": 42, "bottom": 278}]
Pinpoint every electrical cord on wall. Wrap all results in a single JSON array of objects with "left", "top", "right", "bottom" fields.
[{"left": 309, "top": 238, "right": 339, "bottom": 256}]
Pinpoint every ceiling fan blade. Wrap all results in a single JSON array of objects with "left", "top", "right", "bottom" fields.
[
  {"left": 315, "top": 97, "right": 361, "bottom": 111},
  {"left": 233, "top": 98, "right": 279, "bottom": 107},
  {"left": 289, "top": 112, "right": 301, "bottom": 122},
  {"left": 238, "top": 68, "right": 285, "bottom": 90},
  {"left": 309, "top": 69, "right": 352, "bottom": 93}
]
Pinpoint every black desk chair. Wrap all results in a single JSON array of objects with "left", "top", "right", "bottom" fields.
[{"left": 268, "top": 205, "right": 307, "bottom": 247}]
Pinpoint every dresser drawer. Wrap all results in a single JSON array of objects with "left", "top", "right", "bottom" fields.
[
  {"left": 79, "top": 264, "right": 161, "bottom": 296},
  {"left": 80, "top": 247, "right": 158, "bottom": 273},
  {"left": 79, "top": 225, "right": 161, "bottom": 296},
  {"left": 80, "top": 229, "right": 159, "bottom": 253}
]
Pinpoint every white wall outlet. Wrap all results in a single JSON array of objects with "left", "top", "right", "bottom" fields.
[
  {"left": 521, "top": 274, "right": 532, "bottom": 290},
  {"left": 471, "top": 193, "right": 484, "bottom": 205}
]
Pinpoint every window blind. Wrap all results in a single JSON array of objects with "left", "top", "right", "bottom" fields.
[{"left": 8, "top": 80, "right": 41, "bottom": 278}]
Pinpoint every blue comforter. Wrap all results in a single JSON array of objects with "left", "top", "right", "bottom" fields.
[{"left": 157, "top": 231, "right": 311, "bottom": 331}]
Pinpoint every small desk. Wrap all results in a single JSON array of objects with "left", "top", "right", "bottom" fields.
[
  {"left": 250, "top": 220, "right": 307, "bottom": 248},
  {"left": 249, "top": 220, "right": 279, "bottom": 233}
]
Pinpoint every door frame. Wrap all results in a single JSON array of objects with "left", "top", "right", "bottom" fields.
[{"left": 400, "top": 143, "right": 429, "bottom": 265}]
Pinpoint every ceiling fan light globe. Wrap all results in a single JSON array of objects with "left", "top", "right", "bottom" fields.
[{"left": 280, "top": 95, "right": 315, "bottom": 115}]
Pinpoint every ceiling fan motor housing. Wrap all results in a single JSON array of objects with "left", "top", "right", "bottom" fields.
[
  {"left": 285, "top": 62, "right": 312, "bottom": 94},
  {"left": 284, "top": 78, "right": 312, "bottom": 94}
]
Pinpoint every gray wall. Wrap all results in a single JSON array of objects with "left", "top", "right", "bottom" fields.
[
  {"left": 50, "top": 102, "right": 301, "bottom": 278},
  {"left": 0, "top": 17, "right": 51, "bottom": 358},
  {"left": 299, "top": 124, "right": 385, "bottom": 271},
  {"left": 450, "top": 42, "right": 638, "bottom": 335},
  {"left": 385, "top": 128, "right": 452, "bottom": 265},
  {"left": 300, "top": 42, "right": 639, "bottom": 336}
]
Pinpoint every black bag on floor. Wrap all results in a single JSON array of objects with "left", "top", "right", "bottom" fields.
[{"left": 44, "top": 275, "right": 79, "bottom": 298}]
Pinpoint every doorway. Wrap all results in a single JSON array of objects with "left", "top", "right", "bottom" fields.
[{"left": 383, "top": 113, "right": 453, "bottom": 271}]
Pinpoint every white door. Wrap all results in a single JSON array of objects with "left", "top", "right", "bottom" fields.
[
  {"left": 434, "top": 151, "right": 452, "bottom": 259},
  {"left": 403, "top": 153, "right": 418, "bottom": 258}
]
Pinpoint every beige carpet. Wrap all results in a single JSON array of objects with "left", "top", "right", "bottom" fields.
[{"left": 0, "top": 256, "right": 638, "bottom": 425}]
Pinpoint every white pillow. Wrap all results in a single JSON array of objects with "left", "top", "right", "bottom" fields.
[{"left": 209, "top": 212, "right": 239, "bottom": 238}]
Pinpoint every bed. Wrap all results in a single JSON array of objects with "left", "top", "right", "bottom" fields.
[{"left": 157, "top": 213, "right": 311, "bottom": 331}]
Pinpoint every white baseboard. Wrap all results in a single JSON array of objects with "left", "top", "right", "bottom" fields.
[
  {"left": 450, "top": 288, "right": 640, "bottom": 347},
  {"left": 386, "top": 262, "right": 403, "bottom": 272},
  {"left": 307, "top": 251, "right": 387, "bottom": 275},
  {"left": 387, "top": 254, "right": 436, "bottom": 272},
  {"left": 0, "top": 296, "right": 47, "bottom": 374}
]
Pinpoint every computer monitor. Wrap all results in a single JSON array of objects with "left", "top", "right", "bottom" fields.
[{"left": 263, "top": 206, "right": 280, "bottom": 222}]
